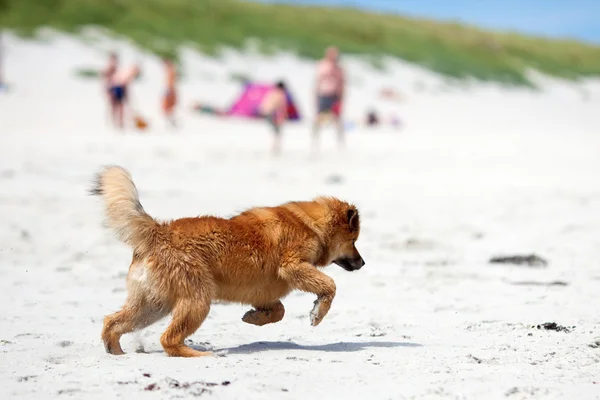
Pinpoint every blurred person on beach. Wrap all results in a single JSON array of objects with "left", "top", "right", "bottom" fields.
[
  {"left": 366, "top": 109, "right": 379, "bottom": 126},
  {"left": 162, "top": 57, "right": 178, "bottom": 128},
  {"left": 313, "top": 46, "right": 345, "bottom": 151},
  {"left": 257, "top": 81, "right": 288, "bottom": 155},
  {"left": 108, "top": 64, "right": 141, "bottom": 130},
  {"left": 191, "top": 102, "right": 226, "bottom": 116},
  {"left": 103, "top": 52, "right": 119, "bottom": 122}
]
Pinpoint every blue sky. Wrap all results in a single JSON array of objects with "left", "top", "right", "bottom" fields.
[{"left": 259, "top": 0, "right": 600, "bottom": 44}]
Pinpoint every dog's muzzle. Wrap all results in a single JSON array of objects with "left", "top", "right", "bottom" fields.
[{"left": 334, "top": 256, "right": 365, "bottom": 272}]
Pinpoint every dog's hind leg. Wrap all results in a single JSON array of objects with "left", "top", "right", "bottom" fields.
[
  {"left": 102, "top": 298, "right": 168, "bottom": 355},
  {"left": 242, "top": 301, "right": 285, "bottom": 326},
  {"left": 160, "top": 295, "right": 212, "bottom": 357},
  {"left": 279, "top": 262, "right": 336, "bottom": 327}
]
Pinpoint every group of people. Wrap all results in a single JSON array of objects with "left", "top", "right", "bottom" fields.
[
  {"left": 256, "top": 46, "right": 346, "bottom": 154},
  {"left": 102, "top": 53, "right": 177, "bottom": 130},
  {"left": 101, "top": 46, "right": 347, "bottom": 155}
]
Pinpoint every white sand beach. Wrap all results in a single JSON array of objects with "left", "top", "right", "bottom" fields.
[{"left": 1, "top": 33, "right": 600, "bottom": 399}]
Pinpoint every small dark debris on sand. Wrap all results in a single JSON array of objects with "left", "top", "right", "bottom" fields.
[
  {"left": 467, "top": 354, "right": 483, "bottom": 364},
  {"left": 589, "top": 338, "right": 600, "bottom": 349},
  {"left": 17, "top": 375, "right": 37, "bottom": 382},
  {"left": 166, "top": 377, "right": 228, "bottom": 388},
  {"left": 536, "top": 322, "right": 573, "bottom": 333},
  {"left": 143, "top": 373, "right": 151, "bottom": 378},
  {"left": 20, "top": 230, "right": 31, "bottom": 241},
  {"left": 490, "top": 254, "right": 548, "bottom": 267},
  {"left": 325, "top": 174, "right": 344, "bottom": 184},
  {"left": 508, "top": 280, "right": 568, "bottom": 287},
  {"left": 424, "top": 259, "right": 451, "bottom": 267},
  {"left": 117, "top": 380, "right": 138, "bottom": 385},
  {"left": 135, "top": 344, "right": 146, "bottom": 353},
  {"left": 57, "top": 388, "right": 81, "bottom": 395},
  {"left": 141, "top": 377, "right": 231, "bottom": 395},
  {"left": 286, "top": 356, "right": 309, "bottom": 361},
  {"left": 144, "top": 383, "right": 159, "bottom": 391},
  {"left": 369, "top": 326, "right": 387, "bottom": 337}
]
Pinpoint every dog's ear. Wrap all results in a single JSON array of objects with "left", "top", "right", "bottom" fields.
[{"left": 347, "top": 208, "right": 359, "bottom": 232}]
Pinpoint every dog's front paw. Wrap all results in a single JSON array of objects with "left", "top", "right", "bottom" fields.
[{"left": 310, "top": 299, "right": 323, "bottom": 326}]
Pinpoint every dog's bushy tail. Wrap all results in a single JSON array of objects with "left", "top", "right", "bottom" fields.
[{"left": 90, "top": 166, "right": 159, "bottom": 255}]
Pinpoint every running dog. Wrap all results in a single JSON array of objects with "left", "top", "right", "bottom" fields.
[{"left": 91, "top": 166, "right": 365, "bottom": 357}]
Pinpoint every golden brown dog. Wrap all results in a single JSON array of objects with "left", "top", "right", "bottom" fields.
[{"left": 91, "top": 166, "right": 364, "bottom": 357}]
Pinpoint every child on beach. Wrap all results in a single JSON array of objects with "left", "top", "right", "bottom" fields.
[
  {"left": 162, "top": 58, "right": 177, "bottom": 128},
  {"left": 102, "top": 52, "right": 119, "bottom": 121},
  {"left": 108, "top": 64, "right": 141, "bottom": 129},
  {"left": 257, "top": 81, "right": 288, "bottom": 155}
]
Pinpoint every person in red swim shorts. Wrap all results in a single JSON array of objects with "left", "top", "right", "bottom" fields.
[{"left": 312, "top": 46, "right": 346, "bottom": 152}]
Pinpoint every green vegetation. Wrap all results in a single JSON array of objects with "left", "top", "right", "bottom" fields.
[
  {"left": 2, "top": 0, "right": 600, "bottom": 85},
  {"left": 72, "top": 67, "right": 148, "bottom": 81},
  {"left": 229, "top": 71, "right": 252, "bottom": 84},
  {"left": 73, "top": 67, "right": 101, "bottom": 79}
]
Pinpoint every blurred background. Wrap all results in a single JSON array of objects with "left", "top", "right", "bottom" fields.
[
  {"left": 1, "top": 1, "right": 600, "bottom": 398},
  {"left": 2, "top": 0, "right": 600, "bottom": 134}
]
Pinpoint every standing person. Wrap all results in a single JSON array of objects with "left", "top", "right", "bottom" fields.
[
  {"left": 103, "top": 52, "right": 119, "bottom": 124},
  {"left": 257, "top": 81, "right": 288, "bottom": 155},
  {"left": 312, "top": 46, "right": 346, "bottom": 151},
  {"left": 162, "top": 57, "right": 178, "bottom": 128},
  {"left": 108, "top": 64, "right": 141, "bottom": 130}
]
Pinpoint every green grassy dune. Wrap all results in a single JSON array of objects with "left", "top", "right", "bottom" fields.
[{"left": 2, "top": 0, "right": 600, "bottom": 85}]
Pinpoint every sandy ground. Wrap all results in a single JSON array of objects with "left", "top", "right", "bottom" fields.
[{"left": 1, "top": 33, "right": 600, "bottom": 399}]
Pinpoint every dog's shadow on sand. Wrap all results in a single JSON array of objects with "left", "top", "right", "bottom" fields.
[{"left": 212, "top": 340, "right": 421, "bottom": 355}]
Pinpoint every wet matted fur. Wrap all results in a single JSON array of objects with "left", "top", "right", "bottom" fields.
[{"left": 91, "top": 166, "right": 365, "bottom": 357}]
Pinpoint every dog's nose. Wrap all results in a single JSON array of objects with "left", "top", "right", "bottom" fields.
[{"left": 354, "top": 257, "right": 365, "bottom": 269}]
